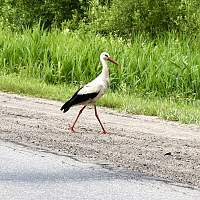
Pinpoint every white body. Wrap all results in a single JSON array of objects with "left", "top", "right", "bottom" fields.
[{"left": 77, "top": 53, "right": 110, "bottom": 105}]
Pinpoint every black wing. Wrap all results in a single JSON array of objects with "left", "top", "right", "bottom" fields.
[{"left": 60, "top": 88, "right": 99, "bottom": 113}]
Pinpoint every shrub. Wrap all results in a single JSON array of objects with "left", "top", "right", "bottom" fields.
[
  {"left": 1, "top": 0, "right": 200, "bottom": 36},
  {"left": 89, "top": 0, "right": 200, "bottom": 36},
  {"left": 0, "top": 0, "right": 86, "bottom": 30}
]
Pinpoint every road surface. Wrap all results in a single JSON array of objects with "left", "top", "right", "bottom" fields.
[
  {"left": 0, "top": 92, "right": 200, "bottom": 188},
  {"left": 0, "top": 141, "right": 200, "bottom": 200}
]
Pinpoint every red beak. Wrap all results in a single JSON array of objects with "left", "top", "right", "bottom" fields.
[{"left": 107, "top": 56, "right": 118, "bottom": 65}]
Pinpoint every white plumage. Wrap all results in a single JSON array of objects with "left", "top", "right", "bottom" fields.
[{"left": 61, "top": 52, "right": 118, "bottom": 134}]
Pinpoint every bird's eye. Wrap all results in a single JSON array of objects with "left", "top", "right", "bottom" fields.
[{"left": 105, "top": 54, "right": 108, "bottom": 57}]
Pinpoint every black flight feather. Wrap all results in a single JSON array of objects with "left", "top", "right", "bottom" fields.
[{"left": 60, "top": 88, "right": 99, "bottom": 113}]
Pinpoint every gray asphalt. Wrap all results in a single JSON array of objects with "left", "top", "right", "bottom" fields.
[{"left": 0, "top": 141, "right": 199, "bottom": 200}]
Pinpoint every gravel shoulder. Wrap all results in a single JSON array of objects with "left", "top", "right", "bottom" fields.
[{"left": 0, "top": 92, "right": 200, "bottom": 187}]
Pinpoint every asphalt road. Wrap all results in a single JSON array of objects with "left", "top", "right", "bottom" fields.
[
  {"left": 1, "top": 92, "right": 200, "bottom": 187},
  {"left": 0, "top": 141, "right": 199, "bottom": 200}
]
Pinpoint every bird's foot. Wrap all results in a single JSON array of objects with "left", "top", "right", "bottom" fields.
[
  {"left": 99, "top": 130, "right": 108, "bottom": 134},
  {"left": 68, "top": 125, "right": 76, "bottom": 133}
]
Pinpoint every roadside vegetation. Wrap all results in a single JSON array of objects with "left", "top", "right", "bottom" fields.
[{"left": 0, "top": 0, "right": 200, "bottom": 125}]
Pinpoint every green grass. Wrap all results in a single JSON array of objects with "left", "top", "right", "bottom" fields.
[
  {"left": 0, "top": 26, "right": 200, "bottom": 125},
  {"left": 1, "top": 74, "right": 200, "bottom": 125},
  {"left": 0, "top": 74, "right": 75, "bottom": 101},
  {"left": 1, "top": 26, "right": 200, "bottom": 98}
]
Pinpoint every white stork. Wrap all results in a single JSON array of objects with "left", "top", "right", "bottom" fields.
[{"left": 60, "top": 52, "right": 118, "bottom": 134}]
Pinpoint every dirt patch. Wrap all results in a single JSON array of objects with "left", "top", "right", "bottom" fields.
[{"left": 0, "top": 92, "right": 200, "bottom": 187}]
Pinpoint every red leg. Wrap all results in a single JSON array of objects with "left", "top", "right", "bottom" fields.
[
  {"left": 69, "top": 106, "right": 86, "bottom": 132},
  {"left": 94, "top": 105, "right": 107, "bottom": 134}
]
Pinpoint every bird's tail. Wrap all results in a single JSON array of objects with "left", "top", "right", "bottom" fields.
[
  {"left": 60, "top": 100, "right": 73, "bottom": 113},
  {"left": 60, "top": 87, "right": 83, "bottom": 113}
]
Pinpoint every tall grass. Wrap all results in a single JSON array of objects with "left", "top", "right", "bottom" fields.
[{"left": 1, "top": 26, "right": 200, "bottom": 99}]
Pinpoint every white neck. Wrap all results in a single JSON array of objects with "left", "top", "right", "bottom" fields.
[{"left": 100, "top": 58, "right": 109, "bottom": 79}]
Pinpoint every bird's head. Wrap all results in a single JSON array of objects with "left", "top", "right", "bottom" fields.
[{"left": 100, "top": 52, "right": 118, "bottom": 65}]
